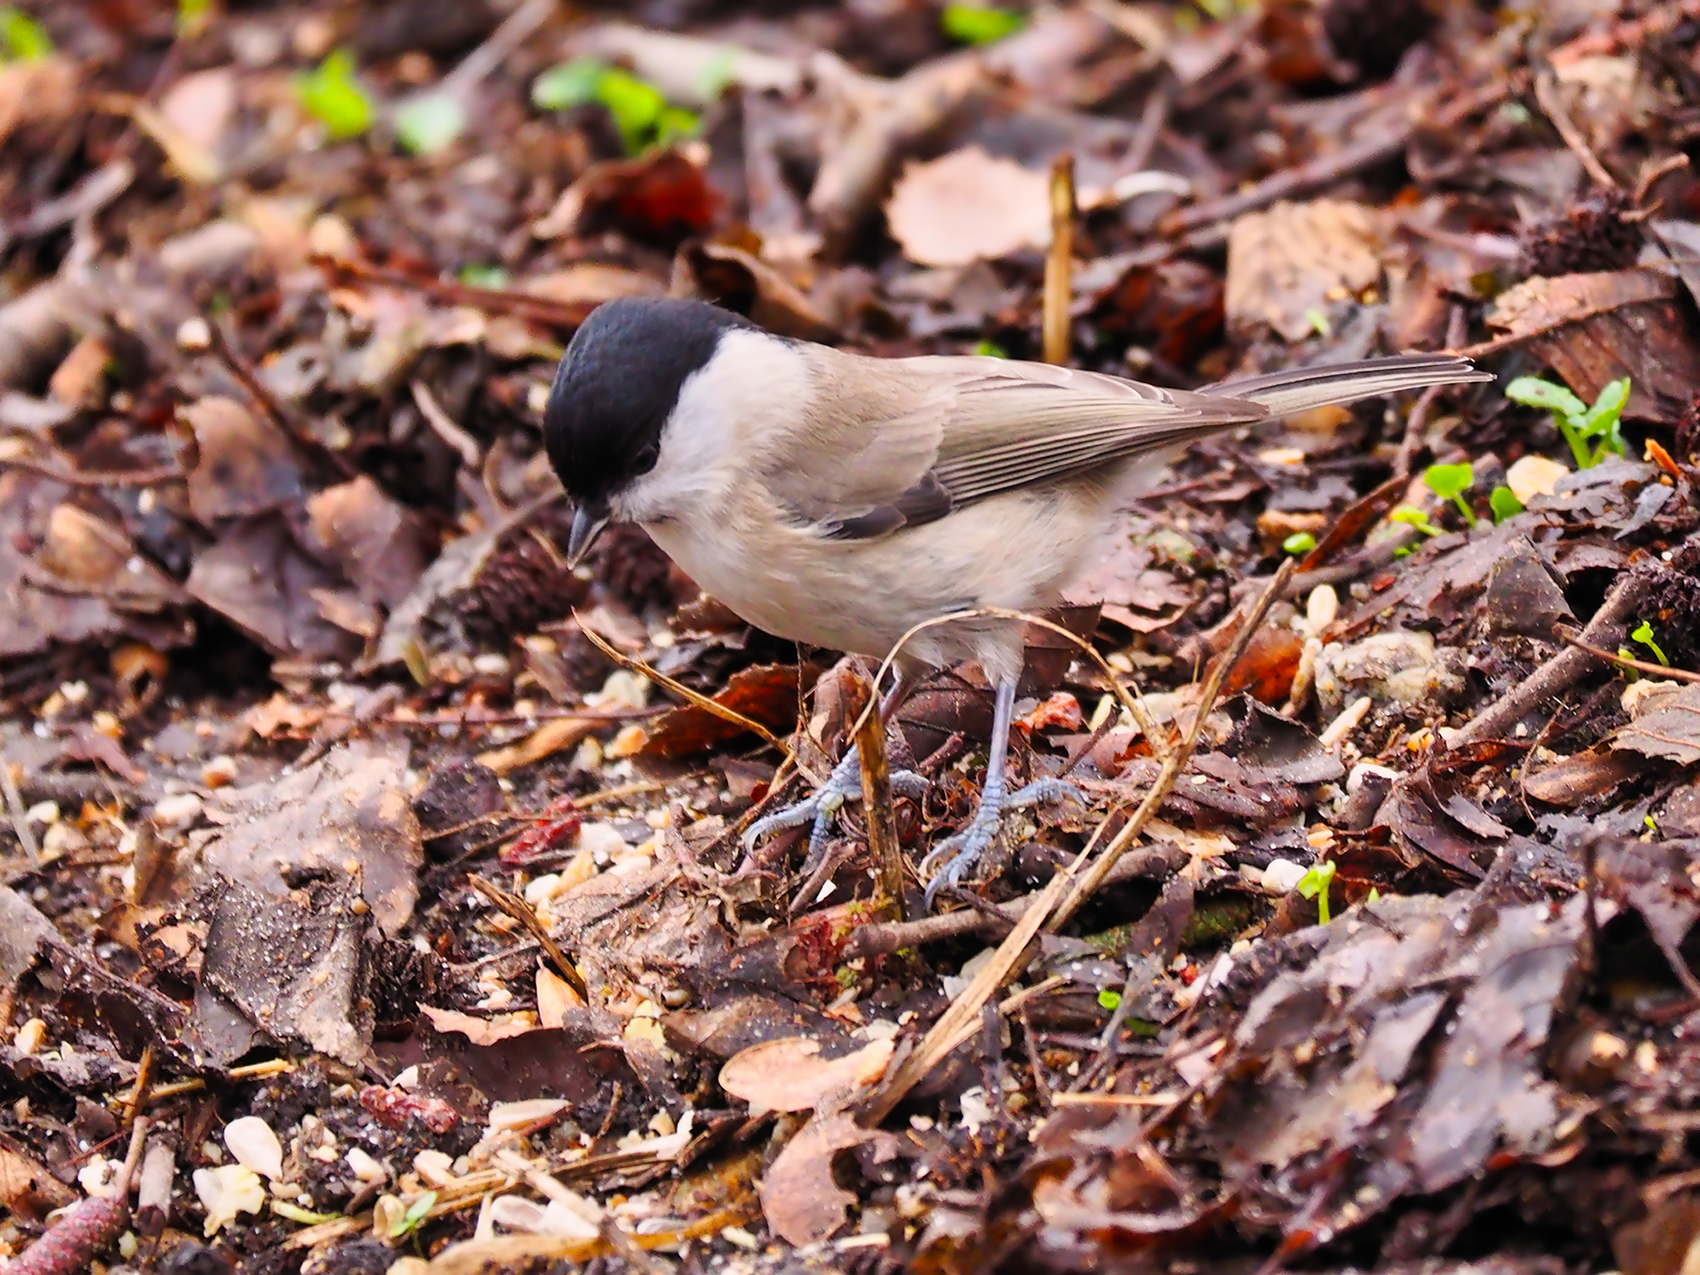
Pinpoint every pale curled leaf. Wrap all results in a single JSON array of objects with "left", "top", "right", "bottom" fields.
[{"left": 719, "top": 1036, "right": 894, "bottom": 1112}]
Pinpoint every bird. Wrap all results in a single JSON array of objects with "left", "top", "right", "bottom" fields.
[{"left": 542, "top": 296, "right": 1491, "bottom": 906}]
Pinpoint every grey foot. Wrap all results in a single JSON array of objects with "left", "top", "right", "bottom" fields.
[
  {"left": 743, "top": 746, "right": 926, "bottom": 861},
  {"left": 921, "top": 777, "right": 1083, "bottom": 908}
]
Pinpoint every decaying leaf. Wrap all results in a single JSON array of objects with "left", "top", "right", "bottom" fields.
[
  {"left": 1226, "top": 200, "right": 1388, "bottom": 341},
  {"left": 885, "top": 147, "right": 1050, "bottom": 268}
]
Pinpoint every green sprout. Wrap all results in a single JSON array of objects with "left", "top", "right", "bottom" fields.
[
  {"left": 1505, "top": 375, "right": 1630, "bottom": 470},
  {"left": 395, "top": 92, "right": 467, "bottom": 156},
  {"left": 177, "top": 0, "right": 211, "bottom": 37},
  {"left": 293, "top": 50, "right": 375, "bottom": 141},
  {"left": 1632, "top": 620, "right": 1669, "bottom": 666},
  {"left": 271, "top": 1200, "right": 342, "bottom": 1225},
  {"left": 1490, "top": 485, "right": 1524, "bottom": 522},
  {"left": 1646, "top": 813, "right": 1659, "bottom": 832},
  {"left": 1423, "top": 462, "right": 1477, "bottom": 528},
  {"left": 941, "top": 3, "right": 1026, "bottom": 44},
  {"left": 1303, "top": 306, "right": 1332, "bottom": 339},
  {"left": 972, "top": 339, "right": 1010, "bottom": 359},
  {"left": 1282, "top": 531, "right": 1317, "bottom": 556},
  {"left": 1097, "top": 989, "right": 1122, "bottom": 1011},
  {"left": 1296, "top": 860, "right": 1336, "bottom": 924},
  {"left": 458, "top": 264, "right": 510, "bottom": 289},
  {"left": 1391, "top": 505, "right": 1443, "bottom": 538},
  {"left": 0, "top": 6, "right": 52, "bottom": 60},
  {"left": 1366, "top": 885, "right": 1381, "bottom": 904},
  {"left": 390, "top": 1190, "right": 438, "bottom": 1239},
  {"left": 532, "top": 58, "right": 698, "bottom": 154}
]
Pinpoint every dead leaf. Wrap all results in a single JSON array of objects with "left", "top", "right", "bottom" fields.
[
  {"left": 185, "top": 515, "right": 360, "bottom": 660},
  {"left": 533, "top": 148, "right": 720, "bottom": 246},
  {"left": 202, "top": 739, "right": 422, "bottom": 938},
  {"left": 1226, "top": 200, "right": 1388, "bottom": 341},
  {"left": 183, "top": 397, "right": 305, "bottom": 524},
  {"left": 36, "top": 503, "right": 183, "bottom": 612},
  {"left": 885, "top": 147, "right": 1051, "bottom": 268},
  {"left": 719, "top": 1037, "right": 894, "bottom": 1112},
  {"left": 642, "top": 663, "right": 818, "bottom": 759},
  {"left": 759, "top": 1111, "right": 896, "bottom": 1246},
  {"left": 304, "top": 475, "right": 430, "bottom": 611},
  {"left": 1613, "top": 682, "right": 1700, "bottom": 765}
]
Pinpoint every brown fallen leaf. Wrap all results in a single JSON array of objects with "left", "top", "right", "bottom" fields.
[
  {"left": 1488, "top": 270, "right": 1700, "bottom": 422},
  {"left": 641, "top": 663, "right": 818, "bottom": 759},
  {"left": 885, "top": 147, "right": 1051, "bottom": 268},
  {"left": 719, "top": 1036, "right": 894, "bottom": 1113},
  {"left": 759, "top": 1111, "right": 897, "bottom": 1247},
  {"left": 183, "top": 396, "right": 306, "bottom": 524},
  {"left": 1226, "top": 200, "right": 1388, "bottom": 342}
]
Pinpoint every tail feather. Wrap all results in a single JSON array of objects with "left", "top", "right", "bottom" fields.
[{"left": 1212, "top": 354, "right": 1493, "bottom": 417}]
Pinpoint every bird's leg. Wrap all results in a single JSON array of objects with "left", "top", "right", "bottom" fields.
[
  {"left": 920, "top": 675, "right": 1082, "bottom": 908},
  {"left": 742, "top": 672, "right": 927, "bottom": 862}
]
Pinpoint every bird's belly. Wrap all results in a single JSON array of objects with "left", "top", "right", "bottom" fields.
[{"left": 643, "top": 488, "right": 1114, "bottom": 667}]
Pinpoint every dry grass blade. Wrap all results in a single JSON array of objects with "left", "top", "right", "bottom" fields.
[
  {"left": 573, "top": 610, "right": 790, "bottom": 754},
  {"left": 852, "top": 682, "right": 908, "bottom": 919},
  {"left": 1043, "top": 153, "right": 1076, "bottom": 367},
  {"left": 468, "top": 875, "right": 589, "bottom": 1000}
]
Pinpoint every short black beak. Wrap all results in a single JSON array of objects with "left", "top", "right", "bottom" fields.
[{"left": 567, "top": 500, "right": 610, "bottom": 570}]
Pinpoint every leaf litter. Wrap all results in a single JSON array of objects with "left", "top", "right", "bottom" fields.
[{"left": 4, "top": 2, "right": 1700, "bottom": 1272}]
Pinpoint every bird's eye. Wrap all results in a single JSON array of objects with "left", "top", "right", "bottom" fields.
[{"left": 633, "top": 443, "right": 659, "bottom": 471}]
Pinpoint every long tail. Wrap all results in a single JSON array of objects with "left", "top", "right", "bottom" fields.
[{"left": 1212, "top": 353, "right": 1493, "bottom": 417}]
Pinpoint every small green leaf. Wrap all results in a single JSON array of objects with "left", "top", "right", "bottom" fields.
[
  {"left": 459, "top": 264, "right": 510, "bottom": 288},
  {"left": 531, "top": 58, "right": 608, "bottom": 110},
  {"left": 1303, "top": 306, "right": 1332, "bottom": 338},
  {"left": 1097, "top": 989, "right": 1122, "bottom": 1011},
  {"left": 1282, "top": 531, "right": 1317, "bottom": 555},
  {"left": 1632, "top": 619, "right": 1669, "bottom": 666},
  {"left": 1646, "top": 813, "right": 1660, "bottom": 832},
  {"left": 1505, "top": 375, "right": 1587, "bottom": 422},
  {"left": 972, "top": 339, "right": 1009, "bottom": 359},
  {"left": 655, "top": 104, "right": 700, "bottom": 146},
  {"left": 1366, "top": 886, "right": 1381, "bottom": 904},
  {"left": 941, "top": 3, "right": 1026, "bottom": 44},
  {"left": 294, "top": 50, "right": 375, "bottom": 141},
  {"left": 0, "top": 6, "right": 52, "bottom": 61},
  {"left": 177, "top": 0, "right": 212, "bottom": 37},
  {"left": 1582, "top": 377, "right": 1630, "bottom": 462},
  {"left": 395, "top": 92, "right": 466, "bottom": 156},
  {"left": 391, "top": 1190, "right": 438, "bottom": 1238},
  {"left": 271, "top": 1199, "right": 342, "bottom": 1225},
  {"left": 1296, "top": 861, "right": 1336, "bottom": 924},
  {"left": 1390, "top": 505, "right": 1442, "bottom": 537},
  {"left": 1423, "top": 463, "right": 1472, "bottom": 501},
  {"left": 1490, "top": 485, "right": 1524, "bottom": 522}
]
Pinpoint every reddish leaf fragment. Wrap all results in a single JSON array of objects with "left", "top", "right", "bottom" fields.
[{"left": 358, "top": 1084, "right": 459, "bottom": 1134}]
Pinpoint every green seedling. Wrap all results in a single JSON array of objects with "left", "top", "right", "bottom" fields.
[
  {"left": 1646, "top": 813, "right": 1660, "bottom": 833},
  {"left": 1391, "top": 505, "right": 1442, "bottom": 538},
  {"left": 1282, "top": 531, "right": 1317, "bottom": 556},
  {"left": 533, "top": 58, "right": 698, "bottom": 154},
  {"left": 1303, "top": 306, "right": 1332, "bottom": 339},
  {"left": 972, "top": 339, "right": 1009, "bottom": 359},
  {"left": 1296, "top": 860, "right": 1336, "bottom": 924},
  {"left": 178, "top": 0, "right": 210, "bottom": 37},
  {"left": 941, "top": 3, "right": 1026, "bottom": 44},
  {"left": 391, "top": 1191, "right": 437, "bottom": 1239},
  {"left": 0, "top": 6, "right": 52, "bottom": 60},
  {"left": 1505, "top": 375, "right": 1630, "bottom": 470},
  {"left": 458, "top": 264, "right": 510, "bottom": 289},
  {"left": 1490, "top": 485, "right": 1524, "bottom": 522},
  {"left": 294, "top": 50, "right": 375, "bottom": 141},
  {"left": 395, "top": 92, "right": 466, "bottom": 156},
  {"left": 1098, "top": 989, "right": 1122, "bottom": 1011},
  {"left": 1423, "top": 462, "right": 1477, "bottom": 528},
  {"left": 1632, "top": 620, "right": 1669, "bottom": 666},
  {"left": 1366, "top": 885, "right": 1381, "bottom": 904},
  {"left": 271, "top": 1200, "right": 341, "bottom": 1225}
]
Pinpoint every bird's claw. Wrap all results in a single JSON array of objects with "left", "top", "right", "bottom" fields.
[
  {"left": 922, "top": 777, "right": 1084, "bottom": 908},
  {"left": 742, "top": 746, "right": 927, "bottom": 861}
]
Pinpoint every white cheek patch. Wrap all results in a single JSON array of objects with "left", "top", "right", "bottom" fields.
[{"left": 618, "top": 331, "right": 813, "bottom": 525}]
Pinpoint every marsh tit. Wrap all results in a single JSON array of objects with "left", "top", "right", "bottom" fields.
[{"left": 543, "top": 297, "right": 1490, "bottom": 905}]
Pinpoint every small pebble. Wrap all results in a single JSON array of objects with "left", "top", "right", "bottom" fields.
[
  {"left": 224, "top": 1117, "right": 284, "bottom": 1181},
  {"left": 153, "top": 792, "right": 205, "bottom": 828},
  {"left": 1261, "top": 858, "right": 1308, "bottom": 895}
]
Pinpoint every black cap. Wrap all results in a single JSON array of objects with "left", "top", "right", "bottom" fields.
[{"left": 543, "top": 297, "right": 756, "bottom": 505}]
